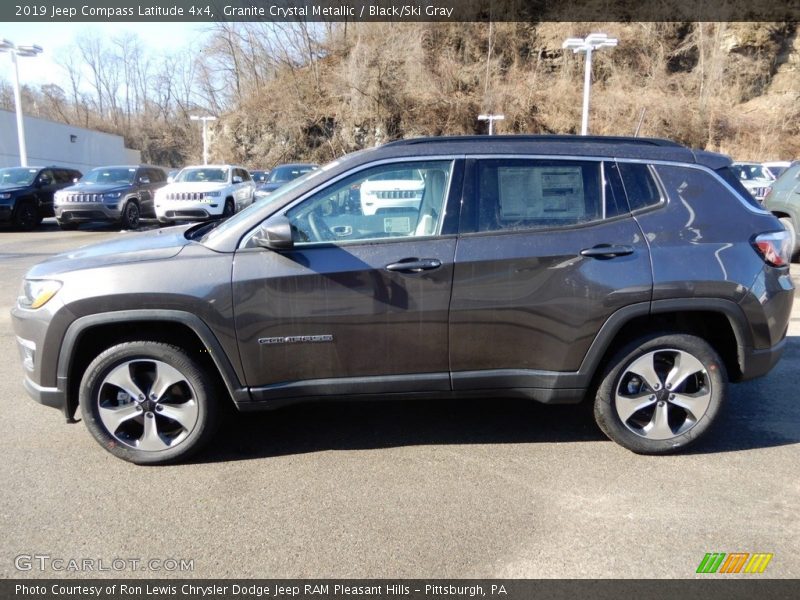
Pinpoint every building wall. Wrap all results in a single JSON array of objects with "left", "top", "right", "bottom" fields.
[{"left": 0, "top": 110, "right": 141, "bottom": 172}]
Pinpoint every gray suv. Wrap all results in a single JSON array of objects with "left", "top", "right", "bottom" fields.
[
  {"left": 54, "top": 165, "right": 168, "bottom": 230},
  {"left": 11, "top": 136, "right": 795, "bottom": 464}
]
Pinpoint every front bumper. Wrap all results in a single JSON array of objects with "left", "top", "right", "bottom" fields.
[
  {"left": 11, "top": 300, "right": 73, "bottom": 416},
  {"left": 0, "top": 203, "right": 13, "bottom": 222},
  {"left": 156, "top": 199, "right": 223, "bottom": 222},
  {"left": 55, "top": 203, "right": 123, "bottom": 223}
]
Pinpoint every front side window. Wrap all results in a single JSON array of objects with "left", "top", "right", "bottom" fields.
[
  {"left": 476, "top": 159, "right": 604, "bottom": 232},
  {"left": 286, "top": 160, "right": 453, "bottom": 245}
]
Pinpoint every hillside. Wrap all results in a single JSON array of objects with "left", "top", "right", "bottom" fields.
[{"left": 3, "top": 21, "right": 798, "bottom": 166}]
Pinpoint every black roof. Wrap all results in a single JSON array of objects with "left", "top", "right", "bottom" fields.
[{"left": 371, "top": 135, "right": 730, "bottom": 169}]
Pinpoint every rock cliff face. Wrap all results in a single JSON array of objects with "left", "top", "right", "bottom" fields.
[{"left": 212, "top": 22, "right": 800, "bottom": 166}]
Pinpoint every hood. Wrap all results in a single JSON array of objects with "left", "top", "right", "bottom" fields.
[
  {"left": 61, "top": 182, "right": 130, "bottom": 194},
  {"left": 257, "top": 182, "right": 284, "bottom": 193},
  {"left": 161, "top": 182, "right": 228, "bottom": 193},
  {"left": 26, "top": 225, "right": 195, "bottom": 278},
  {"left": 0, "top": 185, "right": 27, "bottom": 194}
]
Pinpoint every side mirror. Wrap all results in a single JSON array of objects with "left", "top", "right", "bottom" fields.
[
  {"left": 253, "top": 215, "right": 294, "bottom": 250},
  {"left": 233, "top": 175, "right": 243, "bottom": 184}
]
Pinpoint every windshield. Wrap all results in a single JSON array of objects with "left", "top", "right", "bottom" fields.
[
  {"left": 176, "top": 167, "right": 229, "bottom": 183},
  {"left": 267, "top": 165, "right": 316, "bottom": 183},
  {"left": 200, "top": 168, "right": 324, "bottom": 245},
  {"left": 82, "top": 167, "right": 136, "bottom": 185},
  {"left": 0, "top": 167, "right": 38, "bottom": 186}
]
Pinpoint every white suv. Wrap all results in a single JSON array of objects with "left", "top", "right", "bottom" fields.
[
  {"left": 359, "top": 168, "right": 426, "bottom": 215},
  {"left": 154, "top": 165, "right": 255, "bottom": 223}
]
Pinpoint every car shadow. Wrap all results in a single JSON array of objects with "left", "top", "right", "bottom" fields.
[
  {"left": 685, "top": 334, "right": 800, "bottom": 455},
  {"left": 191, "top": 334, "right": 800, "bottom": 464},
  {"left": 193, "top": 397, "right": 605, "bottom": 464}
]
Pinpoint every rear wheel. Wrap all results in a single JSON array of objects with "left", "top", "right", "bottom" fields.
[
  {"left": 80, "top": 341, "right": 219, "bottom": 465},
  {"left": 120, "top": 200, "right": 141, "bottom": 230},
  {"left": 779, "top": 217, "right": 799, "bottom": 262},
  {"left": 594, "top": 333, "right": 727, "bottom": 454},
  {"left": 14, "top": 199, "right": 40, "bottom": 231}
]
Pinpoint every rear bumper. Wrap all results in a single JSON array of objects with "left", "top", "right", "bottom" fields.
[{"left": 739, "top": 338, "right": 788, "bottom": 381}]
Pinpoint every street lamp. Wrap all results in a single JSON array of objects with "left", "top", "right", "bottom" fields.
[
  {"left": 0, "top": 39, "right": 43, "bottom": 167},
  {"left": 478, "top": 114, "right": 505, "bottom": 135},
  {"left": 562, "top": 33, "right": 618, "bottom": 136},
  {"left": 190, "top": 115, "right": 217, "bottom": 165}
]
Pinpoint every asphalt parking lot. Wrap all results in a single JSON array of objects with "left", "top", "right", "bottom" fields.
[{"left": 0, "top": 220, "right": 798, "bottom": 579}]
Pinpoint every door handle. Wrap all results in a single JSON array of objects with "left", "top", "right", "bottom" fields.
[
  {"left": 580, "top": 245, "right": 634, "bottom": 259},
  {"left": 386, "top": 258, "right": 442, "bottom": 273}
]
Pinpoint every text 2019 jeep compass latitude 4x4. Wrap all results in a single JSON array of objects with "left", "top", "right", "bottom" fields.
[{"left": 11, "top": 136, "right": 794, "bottom": 464}]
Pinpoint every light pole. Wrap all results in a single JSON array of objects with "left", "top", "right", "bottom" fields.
[
  {"left": 0, "top": 39, "right": 43, "bottom": 167},
  {"left": 562, "top": 33, "right": 618, "bottom": 136},
  {"left": 478, "top": 114, "right": 505, "bottom": 135},
  {"left": 190, "top": 115, "right": 217, "bottom": 165}
]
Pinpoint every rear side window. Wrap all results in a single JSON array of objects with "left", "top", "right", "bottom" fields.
[
  {"left": 617, "top": 162, "right": 662, "bottom": 211},
  {"left": 715, "top": 166, "right": 762, "bottom": 209},
  {"left": 475, "top": 159, "right": 604, "bottom": 232},
  {"left": 656, "top": 165, "right": 751, "bottom": 210}
]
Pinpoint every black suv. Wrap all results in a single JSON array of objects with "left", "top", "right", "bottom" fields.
[
  {"left": 0, "top": 166, "right": 83, "bottom": 230},
  {"left": 54, "top": 165, "right": 168, "bottom": 230},
  {"left": 11, "top": 136, "right": 794, "bottom": 464}
]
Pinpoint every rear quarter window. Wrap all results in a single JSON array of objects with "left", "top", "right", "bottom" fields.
[
  {"left": 655, "top": 165, "right": 755, "bottom": 211},
  {"left": 714, "top": 166, "right": 762, "bottom": 209}
]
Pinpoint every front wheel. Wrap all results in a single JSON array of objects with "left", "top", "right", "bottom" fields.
[
  {"left": 14, "top": 200, "right": 40, "bottom": 231},
  {"left": 594, "top": 333, "right": 727, "bottom": 454},
  {"left": 120, "top": 200, "right": 141, "bottom": 230},
  {"left": 222, "top": 198, "right": 235, "bottom": 218},
  {"left": 80, "top": 341, "right": 219, "bottom": 465}
]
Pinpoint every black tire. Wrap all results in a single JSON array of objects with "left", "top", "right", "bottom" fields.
[
  {"left": 120, "top": 200, "right": 141, "bottom": 230},
  {"left": 57, "top": 221, "right": 79, "bottom": 231},
  {"left": 13, "top": 199, "right": 41, "bottom": 231},
  {"left": 779, "top": 217, "right": 799, "bottom": 263},
  {"left": 222, "top": 198, "right": 235, "bottom": 218},
  {"left": 593, "top": 333, "right": 727, "bottom": 455},
  {"left": 80, "top": 341, "right": 219, "bottom": 465}
]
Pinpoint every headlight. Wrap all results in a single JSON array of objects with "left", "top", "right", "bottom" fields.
[
  {"left": 0, "top": 193, "right": 11, "bottom": 199},
  {"left": 18, "top": 279, "right": 62, "bottom": 310},
  {"left": 204, "top": 191, "right": 222, "bottom": 197},
  {"left": 103, "top": 192, "right": 122, "bottom": 200}
]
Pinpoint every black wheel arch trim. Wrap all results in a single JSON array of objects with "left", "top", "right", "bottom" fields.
[
  {"left": 576, "top": 298, "right": 752, "bottom": 386},
  {"left": 56, "top": 310, "right": 250, "bottom": 419}
]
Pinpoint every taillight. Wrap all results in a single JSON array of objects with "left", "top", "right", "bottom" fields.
[{"left": 752, "top": 231, "right": 792, "bottom": 267}]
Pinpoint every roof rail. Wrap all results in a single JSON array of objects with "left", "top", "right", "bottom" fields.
[{"left": 383, "top": 135, "right": 685, "bottom": 148}]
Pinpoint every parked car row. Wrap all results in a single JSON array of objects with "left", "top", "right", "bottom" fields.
[{"left": 0, "top": 162, "right": 323, "bottom": 231}]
